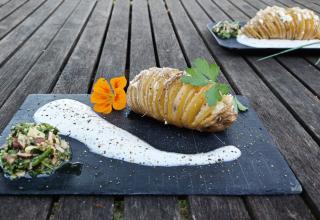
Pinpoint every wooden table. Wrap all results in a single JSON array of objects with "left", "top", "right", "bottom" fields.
[{"left": 0, "top": 0, "right": 319, "bottom": 219}]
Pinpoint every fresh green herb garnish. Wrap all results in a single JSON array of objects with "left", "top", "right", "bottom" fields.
[
  {"left": 258, "top": 41, "right": 320, "bottom": 64},
  {"left": 205, "top": 83, "right": 229, "bottom": 106},
  {"left": 182, "top": 58, "right": 220, "bottom": 86},
  {"left": 233, "top": 96, "right": 248, "bottom": 113},
  {"left": 181, "top": 58, "right": 247, "bottom": 112}
]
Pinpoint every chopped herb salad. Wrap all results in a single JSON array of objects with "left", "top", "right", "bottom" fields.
[
  {"left": 212, "top": 21, "right": 241, "bottom": 39},
  {"left": 0, "top": 123, "right": 71, "bottom": 179}
]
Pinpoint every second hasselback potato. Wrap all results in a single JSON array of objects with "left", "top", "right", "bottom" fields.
[
  {"left": 127, "top": 67, "right": 238, "bottom": 132},
  {"left": 241, "top": 6, "right": 320, "bottom": 40}
]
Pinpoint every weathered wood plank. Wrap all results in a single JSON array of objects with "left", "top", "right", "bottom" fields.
[
  {"left": 261, "top": 0, "right": 320, "bottom": 80},
  {"left": 125, "top": 196, "right": 181, "bottom": 220},
  {"left": 228, "top": 0, "right": 257, "bottom": 17},
  {"left": 127, "top": 0, "right": 179, "bottom": 217},
  {"left": 189, "top": 196, "right": 250, "bottom": 220},
  {"left": 0, "top": 197, "right": 52, "bottom": 220},
  {"left": 164, "top": 0, "right": 251, "bottom": 219},
  {"left": 129, "top": 0, "right": 155, "bottom": 77},
  {"left": 0, "top": 2, "right": 82, "bottom": 219},
  {"left": 124, "top": 1, "right": 180, "bottom": 219},
  {"left": 0, "top": 0, "right": 11, "bottom": 7},
  {"left": 282, "top": 0, "right": 320, "bottom": 11},
  {"left": 228, "top": 0, "right": 320, "bottom": 144},
  {"left": 259, "top": 0, "right": 285, "bottom": 7},
  {"left": 95, "top": 0, "right": 130, "bottom": 80},
  {"left": 264, "top": 0, "right": 318, "bottom": 14},
  {"left": 0, "top": 0, "right": 80, "bottom": 118},
  {"left": 197, "top": 0, "right": 231, "bottom": 22},
  {"left": 0, "top": 0, "right": 96, "bottom": 129},
  {"left": 243, "top": 0, "right": 267, "bottom": 10},
  {"left": 165, "top": 0, "right": 214, "bottom": 63},
  {"left": 218, "top": 0, "right": 320, "bottom": 118},
  {"left": 244, "top": 0, "right": 320, "bottom": 96},
  {"left": 0, "top": 0, "right": 47, "bottom": 39},
  {"left": 248, "top": 0, "right": 320, "bottom": 97},
  {"left": 0, "top": 0, "right": 64, "bottom": 65},
  {"left": 209, "top": 0, "right": 248, "bottom": 21},
  {"left": 0, "top": 0, "right": 28, "bottom": 21},
  {"left": 50, "top": 1, "right": 115, "bottom": 219},
  {"left": 52, "top": 196, "right": 114, "bottom": 220},
  {"left": 164, "top": 0, "right": 231, "bottom": 86},
  {"left": 148, "top": 0, "right": 185, "bottom": 70},
  {"left": 0, "top": 1, "right": 317, "bottom": 220},
  {"left": 262, "top": 0, "right": 320, "bottom": 67},
  {"left": 245, "top": 196, "right": 314, "bottom": 220},
  {"left": 54, "top": 0, "right": 113, "bottom": 94},
  {"left": 247, "top": 56, "right": 320, "bottom": 140},
  {"left": 180, "top": 0, "right": 317, "bottom": 218},
  {"left": 275, "top": 56, "right": 320, "bottom": 96},
  {"left": 188, "top": 0, "right": 318, "bottom": 217},
  {"left": 272, "top": 0, "right": 320, "bottom": 19},
  {"left": 308, "top": 0, "right": 320, "bottom": 6}
]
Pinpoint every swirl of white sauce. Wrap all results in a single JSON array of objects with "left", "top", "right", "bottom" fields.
[{"left": 33, "top": 99, "right": 241, "bottom": 167}]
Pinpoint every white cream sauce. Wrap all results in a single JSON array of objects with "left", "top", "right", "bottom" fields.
[
  {"left": 33, "top": 99, "right": 241, "bottom": 167},
  {"left": 237, "top": 34, "right": 320, "bottom": 48}
]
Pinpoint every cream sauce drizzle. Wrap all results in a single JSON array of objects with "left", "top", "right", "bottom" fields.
[{"left": 34, "top": 99, "right": 241, "bottom": 167}]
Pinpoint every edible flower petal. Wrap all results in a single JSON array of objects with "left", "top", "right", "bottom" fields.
[
  {"left": 93, "top": 102, "right": 112, "bottom": 114},
  {"left": 110, "top": 76, "right": 127, "bottom": 90},
  {"left": 113, "top": 88, "right": 127, "bottom": 110},
  {"left": 90, "top": 76, "right": 127, "bottom": 114},
  {"left": 90, "top": 91, "right": 114, "bottom": 104},
  {"left": 93, "top": 78, "right": 112, "bottom": 94}
]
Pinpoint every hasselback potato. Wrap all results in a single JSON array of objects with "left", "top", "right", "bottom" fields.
[
  {"left": 127, "top": 67, "right": 237, "bottom": 132},
  {"left": 241, "top": 6, "right": 320, "bottom": 40}
]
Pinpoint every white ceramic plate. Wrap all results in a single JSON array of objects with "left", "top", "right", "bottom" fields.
[{"left": 237, "top": 34, "right": 320, "bottom": 48}]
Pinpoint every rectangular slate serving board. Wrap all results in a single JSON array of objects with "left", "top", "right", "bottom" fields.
[
  {"left": 207, "top": 21, "right": 320, "bottom": 51},
  {"left": 0, "top": 94, "right": 301, "bottom": 195}
]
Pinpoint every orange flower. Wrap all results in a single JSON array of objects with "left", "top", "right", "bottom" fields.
[{"left": 90, "top": 76, "right": 127, "bottom": 114}]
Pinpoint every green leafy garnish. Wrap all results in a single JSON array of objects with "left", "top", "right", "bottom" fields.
[
  {"left": 181, "top": 67, "right": 208, "bottom": 86},
  {"left": 233, "top": 96, "right": 248, "bottom": 113},
  {"left": 181, "top": 58, "right": 247, "bottom": 112},
  {"left": 182, "top": 58, "right": 220, "bottom": 86},
  {"left": 205, "top": 83, "right": 229, "bottom": 106}
]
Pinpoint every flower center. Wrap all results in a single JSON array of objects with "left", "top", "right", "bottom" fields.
[{"left": 106, "top": 92, "right": 115, "bottom": 103}]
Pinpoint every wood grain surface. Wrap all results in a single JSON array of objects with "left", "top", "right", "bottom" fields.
[{"left": 0, "top": 0, "right": 319, "bottom": 219}]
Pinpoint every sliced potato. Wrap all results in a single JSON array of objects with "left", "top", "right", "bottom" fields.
[
  {"left": 241, "top": 6, "right": 320, "bottom": 40},
  {"left": 127, "top": 67, "right": 238, "bottom": 132}
]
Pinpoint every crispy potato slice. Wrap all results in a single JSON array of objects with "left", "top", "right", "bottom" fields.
[
  {"left": 127, "top": 67, "right": 238, "bottom": 132},
  {"left": 241, "top": 6, "right": 320, "bottom": 40}
]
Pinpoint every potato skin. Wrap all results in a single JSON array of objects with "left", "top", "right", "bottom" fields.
[
  {"left": 241, "top": 6, "right": 320, "bottom": 40},
  {"left": 127, "top": 67, "right": 238, "bottom": 132}
]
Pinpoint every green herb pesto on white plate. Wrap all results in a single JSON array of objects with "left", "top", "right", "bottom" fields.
[
  {"left": 0, "top": 123, "right": 71, "bottom": 179},
  {"left": 212, "top": 21, "right": 241, "bottom": 39}
]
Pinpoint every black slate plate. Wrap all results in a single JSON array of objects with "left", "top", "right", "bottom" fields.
[
  {"left": 0, "top": 94, "right": 301, "bottom": 195},
  {"left": 207, "top": 21, "right": 320, "bottom": 51}
]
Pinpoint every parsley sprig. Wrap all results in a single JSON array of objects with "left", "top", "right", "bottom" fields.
[{"left": 181, "top": 58, "right": 247, "bottom": 112}]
